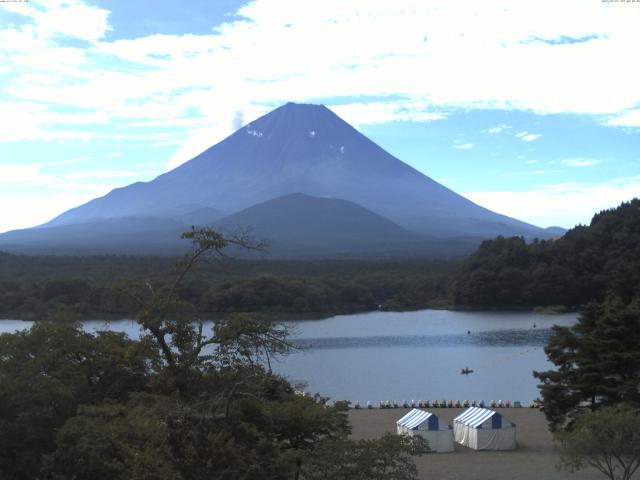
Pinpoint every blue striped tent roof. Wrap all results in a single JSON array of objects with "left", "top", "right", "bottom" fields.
[
  {"left": 396, "top": 409, "right": 434, "bottom": 429},
  {"left": 453, "top": 407, "right": 498, "bottom": 428}
]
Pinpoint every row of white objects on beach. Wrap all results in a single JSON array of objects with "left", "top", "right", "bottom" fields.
[{"left": 352, "top": 399, "right": 541, "bottom": 409}]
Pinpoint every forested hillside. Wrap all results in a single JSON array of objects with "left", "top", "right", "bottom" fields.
[
  {"left": 0, "top": 254, "right": 453, "bottom": 320},
  {"left": 452, "top": 199, "right": 640, "bottom": 308}
]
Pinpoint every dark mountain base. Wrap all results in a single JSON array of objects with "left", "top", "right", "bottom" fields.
[{"left": 0, "top": 194, "right": 483, "bottom": 259}]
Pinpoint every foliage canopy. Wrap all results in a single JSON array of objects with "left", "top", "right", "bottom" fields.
[
  {"left": 0, "top": 227, "right": 427, "bottom": 480},
  {"left": 453, "top": 199, "right": 640, "bottom": 308},
  {"left": 556, "top": 405, "right": 640, "bottom": 480}
]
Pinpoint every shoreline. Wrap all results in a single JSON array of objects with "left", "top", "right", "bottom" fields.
[{"left": 0, "top": 305, "right": 578, "bottom": 323}]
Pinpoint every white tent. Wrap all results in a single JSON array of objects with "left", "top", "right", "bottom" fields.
[
  {"left": 453, "top": 407, "right": 516, "bottom": 450},
  {"left": 396, "top": 409, "right": 454, "bottom": 453}
]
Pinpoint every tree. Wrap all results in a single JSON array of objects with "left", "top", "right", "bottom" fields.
[
  {"left": 44, "top": 228, "right": 395, "bottom": 480},
  {"left": 49, "top": 400, "right": 182, "bottom": 480},
  {"left": 534, "top": 295, "right": 640, "bottom": 431},
  {"left": 129, "top": 228, "right": 271, "bottom": 371},
  {"left": 0, "top": 322, "right": 153, "bottom": 479},
  {"left": 301, "top": 434, "right": 428, "bottom": 480},
  {"left": 269, "top": 395, "right": 351, "bottom": 480},
  {"left": 452, "top": 199, "right": 640, "bottom": 309},
  {"left": 1, "top": 227, "right": 429, "bottom": 479},
  {"left": 556, "top": 405, "right": 640, "bottom": 480}
]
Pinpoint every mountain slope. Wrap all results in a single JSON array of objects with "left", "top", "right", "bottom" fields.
[
  {"left": 214, "top": 193, "right": 420, "bottom": 257},
  {"left": 0, "top": 217, "right": 191, "bottom": 255},
  {"left": 0, "top": 194, "right": 482, "bottom": 258},
  {"left": 218, "top": 193, "right": 412, "bottom": 238},
  {"left": 43, "top": 102, "right": 549, "bottom": 239}
]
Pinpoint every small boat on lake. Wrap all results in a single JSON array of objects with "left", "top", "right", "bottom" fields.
[{"left": 461, "top": 367, "right": 474, "bottom": 375}]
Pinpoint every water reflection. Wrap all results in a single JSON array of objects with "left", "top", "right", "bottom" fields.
[{"left": 293, "top": 328, "right": 554, "bottom": 349}]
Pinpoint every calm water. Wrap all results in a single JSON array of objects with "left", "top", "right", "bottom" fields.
[{"left": 0, "top": 309, "right": 576, "bottom": 404}]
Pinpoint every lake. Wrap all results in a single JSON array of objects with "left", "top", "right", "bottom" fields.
[{"left": 0, "top": 309, "right": 576, "bottom": 405}]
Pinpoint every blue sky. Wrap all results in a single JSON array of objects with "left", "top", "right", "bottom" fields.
[{"left": 0, "top": 0, "right": 639, "bottom": 233}]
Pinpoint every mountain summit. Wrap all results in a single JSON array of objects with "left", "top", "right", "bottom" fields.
[{"left": 44, "top": 102, "right": 545, "bottom": 238}]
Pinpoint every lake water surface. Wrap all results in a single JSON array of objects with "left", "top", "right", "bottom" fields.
[{"left": 0, "top": 309, "right": 576, "bottom": 405}]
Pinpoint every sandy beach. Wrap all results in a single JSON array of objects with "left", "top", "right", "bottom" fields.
[{"left": 349, "top": 408, "right": 604, "bottom": 480}]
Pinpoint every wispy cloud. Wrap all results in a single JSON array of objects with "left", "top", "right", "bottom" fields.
[
  {"left": 515, "top": 131, "right": 543, "bottom": 142},
  {"left": 0, "top": 101, "right": 100, "bottom": 142},
  {"left": 331, "top": 102, "right": 446, "bottom": 128},
  {"left": 524, "top": 33, "right": 604, "bottom": 46},
  {"left": 1, "top": 0, "right": 112, "bottom": 42},
  {"left": 452, "top": 142, "right": 474, "bottom": 150},
  {"left": 483, "top": 124, "right": 511, "bottom": 134},
  {"left": 464, "top": 176, "right": 640, "bottom": 228},
  {"left": 50, "top": 156, "right": 91, "bottom": 166},
  {"left": 0, "top": 190, "right": 111, "bottom": 233},
  {"left": 504, "top": 169, "right": 555, "bottom": 177},
  {"left": 0, "top": 164, "right": 45, "bottom": 185},
  {"left": 0, "top": 163, "right": 156, "bottom": 186},
  {"left": 0, "top": 161, "right": 158, "bottom": 232},
  {"left": 62, "top": 170, "right": 156, "bottom": 180},
  {"left": 607, "top": 109, "right": 640, "bottom": 127},
  {"left": 561, "top": 157, "right": 601, "bottom": 167}
]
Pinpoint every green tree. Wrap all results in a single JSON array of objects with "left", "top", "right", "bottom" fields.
[
  {"left": 453, "top": 199, "right": 640, "bottom": 308},
  {"left": 1, "top": 227, "right": 429, "bottom": 479},
  {"left": 556, "top": 405, "right": 640, "bottom": 480},
  {"left": 301, "top": 434, "right": 428, "bottom": 480},
  {"left": 45, "top": 228, "right": 368, "bottom": 480},
  {"left": 0, "top": 322, "right": 152, "bottom": 479},
  {"left": 50, "top": 400, "right": 182, "bottom": 480},
  {"left": 534, "top": 295, "right": 640, "bottom": 431},
  {"left": 270, "top": 395, "right": 350, "bottom": 479}
]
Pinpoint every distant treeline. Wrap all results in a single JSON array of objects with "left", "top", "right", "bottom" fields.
[
  {"left": 0, "top": 255, "right": 454, "bottom": 320},
  {"left": 451, "top": 199, "right": 640, "bottom": 308}
]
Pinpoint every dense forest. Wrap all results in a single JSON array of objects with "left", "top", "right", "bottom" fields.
[
  {"left": 451, "top": 199, "right": 640, "bottom": 309},
  {"left": 0, "top": 253, "right": 454, "bottom": 320}
]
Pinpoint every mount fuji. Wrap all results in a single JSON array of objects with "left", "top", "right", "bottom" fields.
[{"left": 0, "top": 102, "right": 558, "bottom": 257}]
